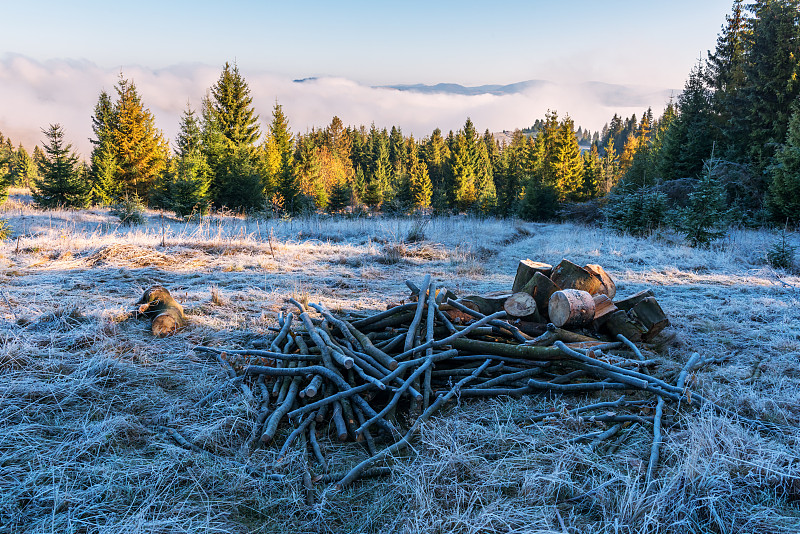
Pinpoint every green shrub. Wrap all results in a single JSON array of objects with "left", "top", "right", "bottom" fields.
[
  {"left": 110, "top": 196, "right": 146, "bottom": 226},
  {"left": 673, "top": 159, "right": 728, "bottom": 247},
  {"left": 606, "top": 185, "right": 668, "bottom": 237},
  {"left": 767, "top": 230, "right": 797, "bottom": 270}
]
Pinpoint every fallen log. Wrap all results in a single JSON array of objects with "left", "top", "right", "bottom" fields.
[{"left": 134, "top": 285, "right": 187, "bottom": 337}]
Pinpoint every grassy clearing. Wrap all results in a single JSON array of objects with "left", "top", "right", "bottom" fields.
[{"left": 1, "top": 192, "right": 799, "bottom": 533}]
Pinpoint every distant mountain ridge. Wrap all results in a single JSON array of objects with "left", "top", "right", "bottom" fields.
[{"left": 382, "top": 80, "right": 551, "bottom": 96}]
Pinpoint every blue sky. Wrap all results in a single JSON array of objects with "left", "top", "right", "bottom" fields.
[
  {"left": 2, "top": 0, "right": 732, "bottom": 85},
  {"left": 0, "top": 1, "right": 735, "bottom": 155}
]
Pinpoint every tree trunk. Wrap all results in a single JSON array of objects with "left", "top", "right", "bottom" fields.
[
  {"left": 584, "top": 264, "right": 616, "bottom": 299},
  {"left": 550, "top": 259, "right": 603, "bottom": 294},
  {"left": 511, "top": 260, "right": 553, "bottom": 293},
  {"left": 503, "top": 292, "right": 541, "bottom": 320},
  {"left": 548, "top": 289, "right": 596, "bottom": 328}
]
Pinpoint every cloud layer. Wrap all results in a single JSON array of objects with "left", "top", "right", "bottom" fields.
[{"left": 0, "top": 55, "right": 676, "bottom": 158}]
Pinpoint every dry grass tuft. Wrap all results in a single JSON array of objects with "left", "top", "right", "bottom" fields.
[{"left": 87, "top": 243, "right": 179, "bottom": 268}]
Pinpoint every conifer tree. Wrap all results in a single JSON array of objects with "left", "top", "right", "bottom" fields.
[
  {"left": 450, "top": 131, "right": 477, "bottom": 211},
  {"left": 10, "top": 144, "right": 37, "bottom": 188},
  {"left": 658, "top": 63, "right": 716, "bottom": 180},
  {"left": 152, "top": 106, "right": 212, "bottom": 217},
  {"left": 409, "top": 159, "right": 433, "bottom": 211},
  {"left": 91, "top": 77, "right": 168, "bottom": 203},
  {"left": 205, "top": 62, "right": 261, "bottom": 149},
  {"left": 33, "top": 124, "right": 90, "bottom": 208},
  {"left": 582, "top": 144, "right": 602, "bottom": 199},
  {"left": 202, "top": 62, "right": 263, "bottom": 209},
  {"left": 741, "top": 0, "right": 800, "bottom": 171},
  {"left": 768, "top": 108, "right": 800, "bottom": 223},
  {"left": 475, "top": 139, "right": 497, "bottom": 213},
  {"left": 263, "top": 102, "right": 294, "bottom": 201},
  {"left": 706, "top": 0, "right": 750, "bottom": 158},
  {"left": 89, "top": 90, "right": 118, "bottom": 204},
  {"left": 675, "top": 157, "right": 728, "bottom": 246}
]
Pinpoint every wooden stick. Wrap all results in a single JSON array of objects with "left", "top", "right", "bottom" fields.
[
  {"left": 337, "top": 359, "right": 493, "bottom": 488},
  {"left": 646, "top": 396, "right": 665, "bottom": 486},
  {"left": 423, "top": 282, "right": 436, "bottom": 410},
  {"left": 404, "top": 275, "right": 431, "bottom": 352},
  {"left": 351, "top": 303, "right": 418, "bottom": 329},
  {"left": 307, "top": 420, "right": 328, "bottom": 471}
]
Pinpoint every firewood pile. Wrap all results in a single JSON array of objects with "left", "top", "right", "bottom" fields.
[{"left": 178, "top": 259, "right": 782, "bottom": 492}]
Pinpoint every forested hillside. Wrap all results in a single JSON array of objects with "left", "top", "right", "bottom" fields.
[{"left": 1, "top": 0, "right": 798, "bottom": 228}]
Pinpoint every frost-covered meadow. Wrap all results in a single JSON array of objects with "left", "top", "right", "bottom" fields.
[{"left": 1, "top": 189, "right": 799, "bottom": 533}]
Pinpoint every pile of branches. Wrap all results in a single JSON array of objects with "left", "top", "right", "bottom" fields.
[{"left": 182, "top": 264, "right": 784, "bottom": 493}]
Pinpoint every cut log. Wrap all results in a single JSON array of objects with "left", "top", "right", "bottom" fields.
[
  {"left": 550, "top": 259, "right": 602, "bottom": 295},
  {"left": 511, "top": 260, "right": 553, "bottom": 294},
  {"left": 135, "top": 286, "right": 187, "bottom": 337},
  {"left": 614, "top": 289, "right": 655, "bottom": 312},
  {"left": 460, "top": 293, "right": 510, "bottom": 315},
  {"left": 591, "top": 294, "right": 618, "bottom": 329},
  {"left": 548, "top": 289, "right": 596, "bottom": 328},
  {"left": 630, "top": 297, "right": 670, "bottom": 341},
  {"left": 503, "top": 292, "right": 541, "bottom": 320},
  {"left": 525, "top": 272, "right": 560, "bottom": 318},
  {"left": 584, "top": 264, "right": 616, "bottom": 299},
  {"left": 602, "top": 310, "right": 647, "bottom": 342}
]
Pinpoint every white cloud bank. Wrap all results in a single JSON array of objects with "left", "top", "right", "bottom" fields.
[{"left": 0, "top": 55, "right": 676, "bottom": 158}]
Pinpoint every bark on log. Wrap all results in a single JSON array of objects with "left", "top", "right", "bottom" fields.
[
  {"left": 614, "top": 289, "right": 655, "bottom": 312},
  {"left": 460, "top": 293, "right": 511, "bottom": 315},
  {"left": 630, "top": 297, "right": 670, "bottom": 341},
  {"left": 503, "top": 292, "right": 540, "bottom": 320},
  {"left": 550, "top": 259, "right": 602, "bottom": 295},
  {"left": 584, "top": 264, "right": 616, "bottom": 299},
  {"left": 602, "top": 310, "right": 647, "bottom": 343},
  {"left": 548, "top": 289, "right": 596, "bottom": 328},
  {"left": 511, "top": 260, "right": 553, "bottom": 294},
  {"left": 525, "top": 271, "right": 560, "bottom": 318},
  {"left": 135, "top": 286, "right": 187, "bottom": 337},
  {"left": 448, "top": 337, "right": 566, "bottom": 361}
]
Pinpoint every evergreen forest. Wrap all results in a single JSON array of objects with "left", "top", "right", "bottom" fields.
[{"left": 1, "top": 0, "right": 799, "bottom": 234}]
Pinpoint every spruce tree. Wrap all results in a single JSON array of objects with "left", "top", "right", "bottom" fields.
[
  {"left": 92, "top": 77, "right": 168, "bottom": 202},
  {"left": 152, "top": 106, "right": 211, "bottom": 217},
  {"left": 10, "top": 144, "right": 37, "bottom": 188},
  {"left": 263, "top": 102, "right": 294, "bottom": 202},
  {"left": 206, "top": 62, "right": 261, "bottom": 148},
  {"left": 741, "top": 0, "right": 800, "bottom": 171},
  {"left": 202, "top": 62, "right": 263, "bottom": 209},
  {"left": 768, "top": 108, "right": 800, "bottom": 223},
  {"left": 474, "top": 140, "right": 497, "bottom": 213},
  {"left": 33, "top": 124, "right": 90, "bottom": 208},
  {"left": 675, "top": 157, "right": 728, "bottom": 246},
  {"left": 706, "top": 0, "right": 750, "bottom": 158},
  {"left": 658, "top": 63, "right": 716, "bottom": 180},
  {"left": 409, "top": 159, "right": 432, "bottom": 211},
  {"left": 450, "top": 131, "right": 477, "bottom": 211}
]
